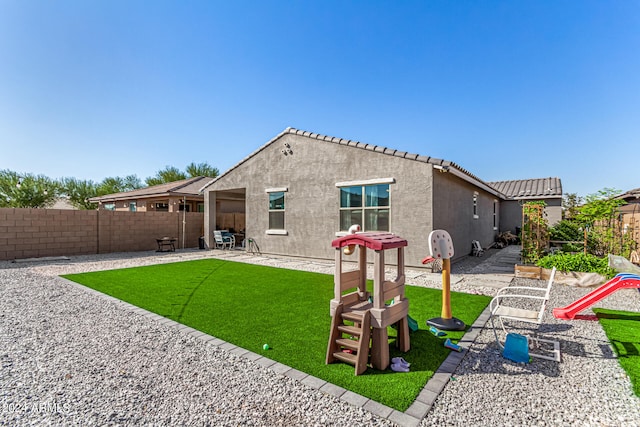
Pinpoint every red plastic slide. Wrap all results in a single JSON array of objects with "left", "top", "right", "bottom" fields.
[{"left": 553, "top": 273, "right": 640, "bottom": 320}]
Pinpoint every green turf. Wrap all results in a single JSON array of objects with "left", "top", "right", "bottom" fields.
[
  {"left": 593, "top": 308, "right": 640, "bottom": 397},
  {"left": 62, "top": 258, "right": 490, "bottom": 411}
]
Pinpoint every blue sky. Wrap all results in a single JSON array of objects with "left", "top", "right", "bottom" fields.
[{"left": 1, "top": 1, "right": 638, "bottom": 198}]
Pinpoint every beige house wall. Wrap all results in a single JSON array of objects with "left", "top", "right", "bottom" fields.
[
  {"left": 0, "top": 208, "right": 204, "bottom": 261},
  {"left": 96, "top": 197, "right": 204, "bottom": 213}
]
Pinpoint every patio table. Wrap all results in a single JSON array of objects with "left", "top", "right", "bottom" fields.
[{"left": 156, "top": 237, "right": 176, "bottom": 252}]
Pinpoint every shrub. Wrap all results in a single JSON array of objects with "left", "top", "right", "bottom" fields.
[
  {"left": 549, "top": 220, "right": 582, "bottom": 242},
  {"left": 537, "top": 252, "right": 616, "bottom": 278}
]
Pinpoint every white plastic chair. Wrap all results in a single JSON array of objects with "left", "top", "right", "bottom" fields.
[
  {"left": 221, "top": 231, "right": 236, "bottom": 248},
  {"left": 489, "top": 267, "right": 560, "bottom": 362},
  {"left": 472, "top": 240, "right": 484, "bottom": 257},
  {"left": 213, "top": 230, "right": 231, "bottom": 250}
]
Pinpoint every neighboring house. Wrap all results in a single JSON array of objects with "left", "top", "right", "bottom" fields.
[
  {"left": 49, "top": 196, "right": 77, "bottom": 210},
  {"left": 201, "top": 128, "right": 563, "bottom": 267},
  {"left": 488, "top": 177, "right": 563, "bottom": 233},
  {"left": 90, "top": 176, "right": 213, "bottom": 213},
  {"left": 618, "top": 187, "right": 640, "bottom": 205},
  {"left": 617, "top": 187, "right": 640, "bottom": 248}
]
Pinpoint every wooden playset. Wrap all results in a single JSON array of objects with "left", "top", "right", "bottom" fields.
[{"left": 326, "top": 232, "right": 410, "bottom": 375}]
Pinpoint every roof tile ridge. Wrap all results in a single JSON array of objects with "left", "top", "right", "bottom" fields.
[{"left": 168, "top": 176, "right": 204, "bottom": 192}]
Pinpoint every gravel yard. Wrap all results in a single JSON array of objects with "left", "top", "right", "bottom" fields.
[{"left": 1, "top": 248, "right": 639, "bottom": 426}]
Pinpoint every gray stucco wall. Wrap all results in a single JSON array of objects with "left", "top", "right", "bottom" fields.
[
  {"left": 205, "top": 132, "right": 556, "bottom": 268},
  {"left": 544, "top": 198, "right": 562, "bottom": 226},
  {"left": 500, "top": 198, "right": 562, "bottom": 239},
  {"left": 206, "top": 133, "right": 437, "bottom": 267},
  {"left": 499, "top": 200, "right": 523, "bottom": 236},
  {"left": 432, "top": 172, "right": 500, "bottom": 258}
]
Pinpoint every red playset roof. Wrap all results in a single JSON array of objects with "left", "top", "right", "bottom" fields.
[{"left": 331, "top": 232, "right": 407, "bottom": 251}]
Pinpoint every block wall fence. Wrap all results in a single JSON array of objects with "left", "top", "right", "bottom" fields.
[{"left": 0, "top": 208, "right": 205, "bottom": 261}]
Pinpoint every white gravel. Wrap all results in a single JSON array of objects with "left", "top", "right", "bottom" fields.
[{"left": 1, "top": 249, "right": 639, "bottom": 426}]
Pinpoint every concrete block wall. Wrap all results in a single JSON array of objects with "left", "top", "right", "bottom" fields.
[{"left": 0, "top": 208, "right": 204, "bottom": 261}]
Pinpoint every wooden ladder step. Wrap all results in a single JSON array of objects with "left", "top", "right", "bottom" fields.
[
  {"left": 341, "top": 311, "right": 365, "bottom": 322},
  {"left": 332, "top": 351, "right": 358, "bottom": 365},
  {"left": 337, "top": 325, "right": 363, "bottom": 336},
  {"left": 335, "top": 338, "right": 360, "bottom": 351}
]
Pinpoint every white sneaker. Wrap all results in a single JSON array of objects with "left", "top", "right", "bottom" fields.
[
  {"left": 391, "top": 357, "right": 410, "bottom": 368},
  {"left": 391, "top": 363, "right": 410, "bottom": 373}
]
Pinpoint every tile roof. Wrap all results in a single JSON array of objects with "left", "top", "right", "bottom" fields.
[
  {"left": 90, "top": 176, "right": 213, "bottom": 202},
  {"left": 488, "top": 177, "right": 563, "bottom": 199},
  {"left": 200, "top": 127, "right": 503, "bottom": 197},
  {"left": 617, "top": 187, "right": 640, "bottom": 201}
]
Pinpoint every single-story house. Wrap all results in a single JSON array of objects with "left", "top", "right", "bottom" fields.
[
  {"left": 617, "top": 188, "right": 640, "bottom": 247},
  {"left": 200, "top": 128, "right": 563, "bottom": 268},
  {"left": 618, "top": 187, "right": 640, "bottom": 205},
  {"left": 487, "top": 177, "right": 563, "bottom": 233},
  {"left": 90, "top": 176, "right": 213, "bottom": 213}
]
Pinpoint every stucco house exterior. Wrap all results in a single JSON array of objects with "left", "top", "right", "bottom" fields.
[
  {"left": 617, "top": 187, "right": 640, "bottom": 248},
  {"left": 488, "top": 177, "right": 563, "bottom": 234},
  {"left": 90, "top": 176, "right": 212, "bottom": 213},
  {"left": 201, "top": 128, "right": 563, "bottom": 268}
]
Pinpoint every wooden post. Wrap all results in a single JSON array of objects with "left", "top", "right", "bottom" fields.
[
  {"left": 441, "top": 258, "right": 452, "bottom": 319},
  {"left": 334, "top": 247, "right": 342, "bottom": 301},
  {"left": 373, "top": 250, "right": 384, "bottom": 309},
  {"left": 359, "top": 243, "right": 367, "bottom": 296},
  {"left": 370, "top": 326, "right": 389, "bottom": 370}
]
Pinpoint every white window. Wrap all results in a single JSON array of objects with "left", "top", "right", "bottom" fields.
[
  {"left": 493, "top": 199, "right": 498, "bottom": 230},
  {"left": 338, "top": 182, "right": 390, "bottom": 232},
  {"left": 266, "top": 187, "right": 288, "bottom": 235},
  {"left": 473, "top": 192, "right": 479, "bottom": 219}
]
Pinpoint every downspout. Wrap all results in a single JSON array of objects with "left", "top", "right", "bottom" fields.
[{"left": 182, "top": 195, "right": 186, "bottom": 249}]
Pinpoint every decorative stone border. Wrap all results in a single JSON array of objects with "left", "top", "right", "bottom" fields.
[{"left": 59, "top": 276, "right": 492, "bottom": 427}]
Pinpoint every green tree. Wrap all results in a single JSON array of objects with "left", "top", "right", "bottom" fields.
[
  {"left": 58, "top": 175, "right": 143, "bottom": 210},
  {"left": 0, "top": 170, "right": 59, "bottom": 208},
  {"left": 97, "top": 175, "right": 143, "bottom": 195},
  {"left": 145, "top": 166, "right": 187, "bottom": 186},
  {"left": 576, "top": 188, "right": 625, "bottom": 226},
  {"left": 562, "top": 193, "right": 582, "bottom": 220},
  {"left": 576, "top": 188, "right": 628, "bottom": 256},
  {"left": 59, "top": 177, "right": 99, "bottom": 210},
  {"left": 185, "top": 162, "right": 219, "bottom": 178},
  {"left": 522, "top": 201, "right": 549, "bottom": 264}
]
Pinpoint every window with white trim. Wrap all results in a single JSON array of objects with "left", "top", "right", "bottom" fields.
[
  {"left": 493, "top": 199, "right": 498, "bottom": 230},
  {"left": 339, "top": 183, "right": 390, "bottom": 231},
  {"left": 266, "top": 187, "right": 287, "bottom": 233},
  {"left": 473, "top": 192, "right": 479, "bottom": 219}
]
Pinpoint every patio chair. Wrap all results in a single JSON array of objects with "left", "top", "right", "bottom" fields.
[
  {"left": 221, "top": 230, "right": 236, "bottom": 248},
  {"left": 213, "top": 230, "right": 232, "bottom": 250},
  {"left": 471, "top": 240, "right": 484, "bottom": 257},
  {"left": 489, "top": 267, "right": 560, "bottom": 362}
]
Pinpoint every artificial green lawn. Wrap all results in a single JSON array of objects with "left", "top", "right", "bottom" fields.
[
  {"left": 593, "top": 308, "right": 640, "bottom": 397},
  {"left": 62, "top": 259, "right": 491, "bottom": 411}
]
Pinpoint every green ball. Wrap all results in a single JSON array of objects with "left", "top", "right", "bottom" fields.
[{"left": 263, "top": 344, "right": 269, "bottom": 350}]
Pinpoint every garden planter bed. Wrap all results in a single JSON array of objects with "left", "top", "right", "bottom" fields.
[{"left": 514, "top": 264, "right": 595, "bottom": 284}]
